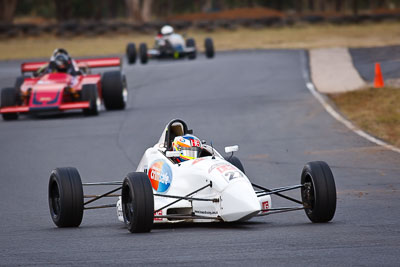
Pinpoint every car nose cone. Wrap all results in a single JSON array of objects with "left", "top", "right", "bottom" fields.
[{"left": 219, "top": 180, "right": 260, "bottom": 222}]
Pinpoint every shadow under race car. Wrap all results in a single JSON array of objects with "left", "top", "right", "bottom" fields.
[{"left": 48, "top": 119, "right": 336, "bottom": 233}]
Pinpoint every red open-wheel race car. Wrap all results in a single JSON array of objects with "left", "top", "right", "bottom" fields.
[{"left": 0, "top": 50, "right": 127, "bottom": 121}]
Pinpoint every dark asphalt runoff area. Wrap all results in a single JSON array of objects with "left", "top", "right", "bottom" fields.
[
  {"left": 350, "top": 45, "right": 400, "bottom": 82},
  {"left": 0, "top": 50, "right": 399, "bottom": 266}
]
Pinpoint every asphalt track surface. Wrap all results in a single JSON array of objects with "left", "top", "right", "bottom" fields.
[{"left": 1, "top": 51, "right": 400, "bottom": 266}]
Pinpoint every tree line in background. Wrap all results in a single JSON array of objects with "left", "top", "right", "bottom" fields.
[{"left": 1, "top": 0, "right": 400, "bottom": 23}]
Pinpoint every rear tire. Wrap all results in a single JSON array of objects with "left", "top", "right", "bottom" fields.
[
  {"left": 225, "top": 156, "right": 245, "bottom": 174},
  {"left": 122, "top": 172, "right": 154, "bottom": 233},
  {"left": 205, "top": 37, "right": 215, "bottom": 59},
  {"left": 1, "top": 87, "right": 18, "bottom": 121},
  {"left": 126, "top": 42, "right": 137, "bottom": 64},
  {"left": 301, "top": 161, "right": 336, "bottom": 223},
  {"left": 139, "top": 43, "right": 148, "bottom": 64},
  {"left": 81, "top": 84, "right": 99, "bottom": 116},
  {"left": 48, "top": 167, "right": 84, "bottom": 227},
  {"left": 14, "top": 75, "right": 29, "bottom": 90},
  {"left": 186, "top": 38, "right": 197, "bottom": 60},
  {"left": 101, "top": 71, "right": 127, "bottom": 110}
]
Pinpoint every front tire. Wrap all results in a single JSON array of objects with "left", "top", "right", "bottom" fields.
[
  {"left": 186, "top": 38, "right": 197, "bottom": 60},
  {"left": 139, "top": 43, "right": 148, "bottom": 64},
  {"left": 14, "top": 76, "right": 28, "bottom": 105},
  {"left": 101, "top": 71, "right": 127, "bottom": 110},
  {"left": 205, "top": 37, "right": 215, "bottom": 59},
  {"left": 48, "top": 167, "right": 84, "bottom": 227},
  {"left": 126, "top": 42, "right": 137, "bottom": 64},
  {"left": 81, "top": 84, "right": 100, "bottom": 116},
  {"left": 301, "top": 161, "right": 336, "bottom": 223},
  {"left": 122, "top": 172, "right": 154, "bottom": 233},
  {"left": 1, "top": 87, "right": 19, "bottom": 121}
]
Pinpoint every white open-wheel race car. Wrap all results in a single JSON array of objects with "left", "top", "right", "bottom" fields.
[
  {"left": 48, "top": 119, "right": 337, "bottom": 233},
  {"left": 126, "top": 32, "right": 214, "bottom": 64}
]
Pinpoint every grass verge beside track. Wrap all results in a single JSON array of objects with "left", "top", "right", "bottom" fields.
[
  {"left": 0, "top": 22, "right": 400, "bottom": 60},
  {"left": 329, "top": 87, "right": 400, "bottom": 147}
]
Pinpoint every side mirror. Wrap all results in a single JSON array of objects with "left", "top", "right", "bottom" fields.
[
  {"left": 166, "top": 151, "right": 181, "bottom": 158},
  {"left": 224, "top": 145, "right": 239, "bottom": 154}
]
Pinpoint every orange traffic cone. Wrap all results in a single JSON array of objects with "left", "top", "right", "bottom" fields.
[{"left": 374, "top": 62, "right": 384, "bottom": 88}]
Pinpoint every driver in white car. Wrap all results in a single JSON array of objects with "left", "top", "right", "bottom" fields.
[
  {"left": 155, "top": 25, "right": 186, "bottom": 54},
  {"left": 171, "top": 134, "right": 203, "bottom": 163}
]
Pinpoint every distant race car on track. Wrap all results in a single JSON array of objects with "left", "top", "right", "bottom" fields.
[
  {"left": 48, "top": 119, "right": 337, "bottom": 233},
  {"left": 126, "top": 25, "right": 215, "bottom": 64},
  {"left": 0, "top": 48, "right": 127, "bottom": 121}
]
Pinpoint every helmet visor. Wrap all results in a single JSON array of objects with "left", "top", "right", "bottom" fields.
[{"left": 180, "top": 147, "right": 201, "bottom": 159}]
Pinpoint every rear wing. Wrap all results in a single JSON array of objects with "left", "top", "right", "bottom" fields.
[
  {"left": 21, "top": 61, "right": 47, "bottom": 73},
  {"left": 21, "top": 57, "right": 121, "bottom": 73},
  {"left": 75, "top": 57, "right": 121, "bottom": 69}
]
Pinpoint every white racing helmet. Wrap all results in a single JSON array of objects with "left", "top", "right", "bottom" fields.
[
  {"left": 161, "top": 25, "right": 174, "bottom": 35},
  {"left": 172, "top": 134, "right": 202, "bottom": 162}
]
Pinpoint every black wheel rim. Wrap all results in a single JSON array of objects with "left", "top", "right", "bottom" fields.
[
  {"left": 49, "top": 179, "right": 61, "bottom": 219},
  {"left": 122, "top": 184, "right": 134, "bottom": 225},
  {"left": 302, "top": 174, "right": 315, "bottom": 213}
]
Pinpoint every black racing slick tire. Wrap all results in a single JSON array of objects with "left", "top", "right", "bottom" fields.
[
  {"left": 205, "top": 37, "right": 215, "bottom": 58},
  {"left": 301, "top": 161, "right": 337, "bottom": 223},
  {"left": 225, "top": 156, "right": 245, "bottom": 174},
  {"left": 1, "top": 87, "right": 18, "bottom": 121},
  {"left": 101, "top": 71, "right": 127, "bottom": 110},
  {"left": 186, "top": 38, "right": 197, "bottom": 60},
  {"left": 122, "top": 172, "right": 154, "bottom": 233},
  {"left": 14, "top": 75, "right": 29, "bottom": 91},
  {"left": 126, "top": 42, "right": 137, "bottom": 64},
  {"left": 48, "top": 167, "right": 84, "bottom": 227},
  {"left": 139, "top": 43, "right": 148, "bottom": 64},
  {"left": 81, "top": 84, "right": 100, "bottom": 116}
]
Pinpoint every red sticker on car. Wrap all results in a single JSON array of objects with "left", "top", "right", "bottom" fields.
[
  {"left": 190, "top": 139, "right": 200, "bottom": 147},
  {"left": 154, "top": 210, "right": 163, "bottom": 221},
  {"left": 262, "top": 201, "right": 269, "bottom": 213}
]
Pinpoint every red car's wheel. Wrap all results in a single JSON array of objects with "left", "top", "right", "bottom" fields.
[
  {"left": 101, "top": 71, "right": 127, "bottom": 110},
  {"left": 81, "top": 84, "right": 100, "bottom": 116},
  {"left": 1, "top": 87, "right": 19, "bottom": 121}
]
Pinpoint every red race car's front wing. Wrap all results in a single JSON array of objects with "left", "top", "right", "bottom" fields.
[{"left": 0, "top": 101, "right": 90, "bottom": 114}]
